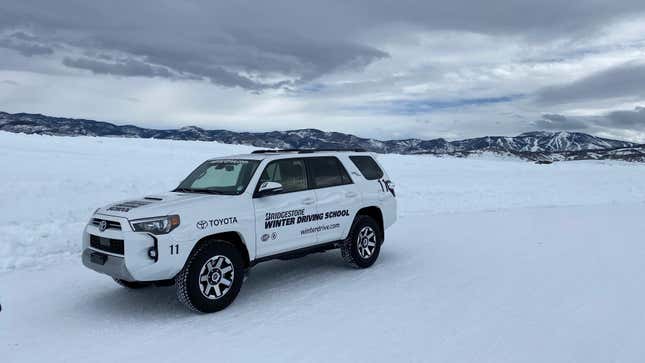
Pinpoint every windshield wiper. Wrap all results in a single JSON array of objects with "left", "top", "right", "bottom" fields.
[
  {"left": 199, "top": 189, "right": 226, "bottom": 195},
  {"left": 173, "top": 187, "right": 196, "bottom": 193}
]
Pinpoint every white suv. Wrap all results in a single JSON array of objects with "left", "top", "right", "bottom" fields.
[{"left": 82, "top": 149, "right": 397, "bottom": 312}]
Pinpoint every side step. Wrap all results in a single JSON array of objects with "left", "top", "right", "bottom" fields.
[{"left": 250, "top": 241, "right": 341, "bottom": 266}]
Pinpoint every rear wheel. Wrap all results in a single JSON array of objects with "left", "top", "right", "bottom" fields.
[
  {"left": 341, "top": 215, "right": 382, "bottom": 268},
  {"left": 175, "top": 240, "right": 244, "bottom": 313}
]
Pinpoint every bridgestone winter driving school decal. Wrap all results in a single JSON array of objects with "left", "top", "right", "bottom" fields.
[
  {"left": 196, "top": 217, "right": 238, "bottom": 230},
  {"left": 264, "top": 208, "right": 350, "bottom": 229}
]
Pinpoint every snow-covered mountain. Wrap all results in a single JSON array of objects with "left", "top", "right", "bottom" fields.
[{"left": 1, "top": 111, "right": 642, "bottom": 161}]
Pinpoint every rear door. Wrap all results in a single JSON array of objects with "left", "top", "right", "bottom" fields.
[
  {"left": 305, "top": 156, "right": 359, "bottom": 242},
  {"left": 253, "top": 158, "right": 318, "bottom": 257}
]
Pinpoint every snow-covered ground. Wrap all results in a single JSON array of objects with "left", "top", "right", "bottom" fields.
[
  {"left": 1, "top": 131, "right": 645, "bottom": 362},
  {"left": 2, "top": 132, "right": 645, "bottom": 272}
]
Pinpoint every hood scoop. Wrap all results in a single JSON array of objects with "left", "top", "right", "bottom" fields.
[{"left": 144, "top": 196, "right": 164, "bottom": 201}]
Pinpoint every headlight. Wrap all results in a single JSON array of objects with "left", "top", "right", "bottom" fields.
[{"left": 130, "top": 215, "right": 180, "bottom": 235}]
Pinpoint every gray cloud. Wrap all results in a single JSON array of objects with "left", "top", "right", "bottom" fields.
[
  {"left": 528, "top": 107, "right": 645, "bottom": 138},
  {"left": 1, "top": 80, "right": 19, "bottom": 86},
  {"left": 0, "top": 1, "right": 394, "bottom": 89},
  {"left": 62, "top": 57, "right": 175, "bottom": 79},
  {"left": 0, "top": 32, "right": 53, "bottom": 57},
  {"left": 535, "top": 62, "right": 645, "bottom": 105},
  {"left": 72, "top": 29, "right": 386, "bottom": 89},
  {"left": 605, "top": 107, "right": 645, "bottom": 128},
  {"left": 531, "top": 113, "right": 589, "bottom": 130},
  {"left": 2, "top": 1, "right": 645, "bottom": 142},
  {"left": 1, "top": 1, "right": 644, "bottom": 90},
  {"left": 61, "top": 54, "right": 277, "bottom": 91}
]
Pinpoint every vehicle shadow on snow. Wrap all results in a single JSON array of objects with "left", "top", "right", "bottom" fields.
[
  {"left": 232, "top": 248, "right": 400, "bottom": 310},
  {"left": 80, "top": 283, "right": 191, "bottom": 319},
  {"left": 80, "top": 249, "right": 400, "bottom": 319}
]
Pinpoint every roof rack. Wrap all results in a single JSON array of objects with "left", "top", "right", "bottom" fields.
[{"left": 251, "top": 148, "right": 367, "bottom": 154}]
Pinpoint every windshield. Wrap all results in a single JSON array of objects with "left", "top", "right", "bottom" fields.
[{"left": 174, "top": 159, "right": 260, "bottom": 195}]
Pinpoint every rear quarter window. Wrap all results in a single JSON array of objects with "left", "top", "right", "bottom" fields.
[{"left": 349, "top": 155, "right": 384, "bottom": 180}]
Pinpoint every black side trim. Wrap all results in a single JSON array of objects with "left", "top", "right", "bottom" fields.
[
  {"left": 147, "top": 233, "right": 159, "bottom": 262},
  {"left": 384, "top": 179, "right": 396, "bottom": 197},
  {"left": 250, "top": 241, "right": 340, "bottom": 266}
]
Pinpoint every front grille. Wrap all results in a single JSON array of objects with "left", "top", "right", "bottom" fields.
[
  {"left": 90, "top": 234, "right": 124, "bottom": 255},
  {"left": 91, "top": 218, "right": 122, "bottom": 230}
]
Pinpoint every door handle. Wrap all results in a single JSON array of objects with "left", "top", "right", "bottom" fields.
[
  {"left": 302, "top": 197, "right": 315, "bottom": 205},
  {"left": 345, "top": 191, "right": 358, "bottom": 198}
]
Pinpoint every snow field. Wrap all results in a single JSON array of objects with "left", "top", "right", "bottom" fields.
[
  {"left": 2, "top": 131, "right": 644, "bottom": 270},
  {"left": 2, "top": 131, "right": 645, "bottom": 362}
]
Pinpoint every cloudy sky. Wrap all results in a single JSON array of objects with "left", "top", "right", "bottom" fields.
[{"left": 1, "top": 0, "right": 645, "bottom": 141}]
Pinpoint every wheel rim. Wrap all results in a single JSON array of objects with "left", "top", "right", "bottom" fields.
[
  {"left": 356, "top": 226, "right": 377, "bottom": 259},
  {"left": 198, "top": 255, "right": 235, "bottom": 300}
]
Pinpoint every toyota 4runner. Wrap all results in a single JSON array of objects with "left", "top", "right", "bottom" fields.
[{"left": 82, "top": 149, "right": 397, "bottom": 313}]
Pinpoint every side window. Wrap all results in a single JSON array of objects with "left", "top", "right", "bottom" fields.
[
  {"left": 307, "top": 157, "right": 352, "bottom": 188},
  {"left": 258, "top": 159, "right": 307, "bottom": 193},
  {"left": 349, "top": 156, "right": 383, "bottom": 180}
]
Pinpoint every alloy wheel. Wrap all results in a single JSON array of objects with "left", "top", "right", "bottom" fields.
[
  {"left": 198, "top": 255, "right": 235, "bottom": 299},
  {"left": 357, "top": 226, "right": 377, "bottom": 259}
]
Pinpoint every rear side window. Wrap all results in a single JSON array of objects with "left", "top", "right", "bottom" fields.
[
  {"left": 306, "top": 157, "right": 352, "bottom": 188},
  {"left": 349, "top": 156, "right": 383, "bottom": 180}
]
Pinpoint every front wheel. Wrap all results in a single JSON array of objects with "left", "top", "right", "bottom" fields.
[
  {"left": 175, "top": 240, "right": 244, "bottom": 313},
  {"left": 341, "top": 215, "right": 382, "bottom": 268}
]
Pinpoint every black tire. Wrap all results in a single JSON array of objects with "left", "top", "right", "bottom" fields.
[
  {"left": 175, "top": 240, "right": 244, "bottom": 313},
  {"left": 341, "top": 215, "right": 382, "bottom": 268},
  {"left": 113, "top": 278, "right": 149, "bottom": 289}
]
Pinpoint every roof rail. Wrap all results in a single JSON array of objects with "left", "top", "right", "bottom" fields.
[{"left": 251, "top": 148, "right": 367, "bottom": 154}]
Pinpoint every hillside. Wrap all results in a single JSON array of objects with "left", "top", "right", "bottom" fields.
[{"left": 1, "top": 111, "right": 643, "bottom": 161}]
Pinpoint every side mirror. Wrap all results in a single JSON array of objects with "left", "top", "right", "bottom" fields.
[{"left": 257, "top": 181, "right": 283, "bottom": 197}]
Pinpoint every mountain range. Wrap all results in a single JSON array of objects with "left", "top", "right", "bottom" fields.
[{"left": 1, "top": 111, "right": 644, "bottom": 162}]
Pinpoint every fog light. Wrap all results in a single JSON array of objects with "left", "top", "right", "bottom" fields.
[{"left": 148, "top": 246, "right": 157, "bottom": 260}]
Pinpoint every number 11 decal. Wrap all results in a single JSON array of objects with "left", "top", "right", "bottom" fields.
[{"left": 170, "top": 244, "right": 179, "bottom": 255}]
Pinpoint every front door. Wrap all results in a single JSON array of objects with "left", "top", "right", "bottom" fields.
[{"left": 253, "top": 158, "right": 318, "bottom": 257}]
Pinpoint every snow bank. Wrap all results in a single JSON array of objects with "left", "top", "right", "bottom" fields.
[{"left": 1, "top": 131, "right": 645, "bottom": 271}]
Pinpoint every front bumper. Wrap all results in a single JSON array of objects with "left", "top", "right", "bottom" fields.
[
  {"left": 82, "top": 214, "right": 184, "bottom": 282},
  {"left": 82, "top": 249, "right": 135, "bottom": 281}
]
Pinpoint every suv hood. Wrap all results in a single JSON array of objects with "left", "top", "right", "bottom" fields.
[{"left": 96, "top": 192, "right": 216, "bottom": 219}]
